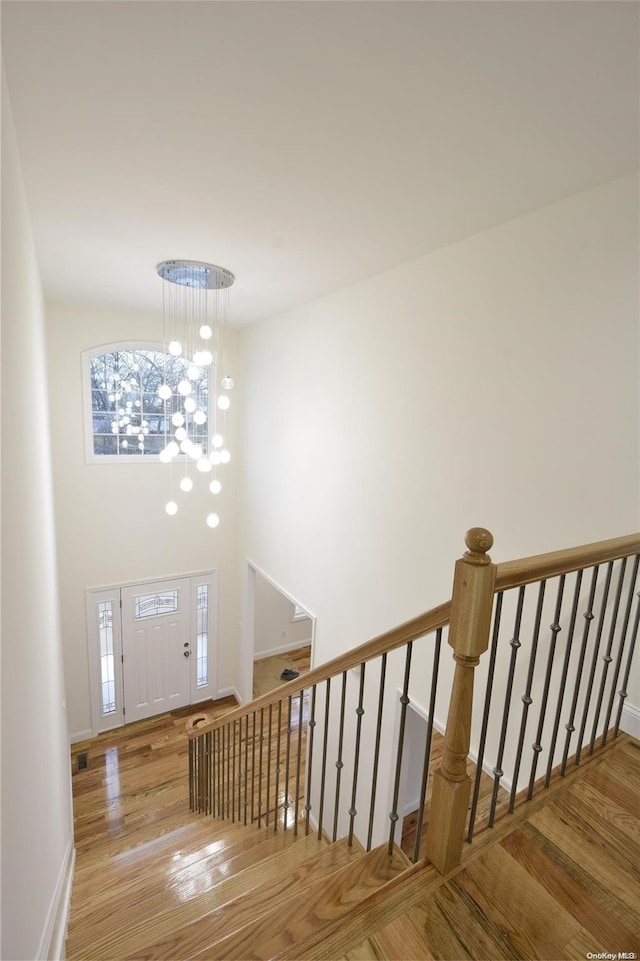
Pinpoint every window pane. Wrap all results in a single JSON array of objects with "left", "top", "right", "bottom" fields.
[
  {"left": 99, "top": 602, "right": 116, "bottom": 715},
  {"left": 135, "top": 590, "right": 179, "bottom": 619},
  {"left": 88, "top": 348, "right": 209, "bottom": 458},
  {"left": 196, "top": 585, "right": 208, "bottom": 687}
]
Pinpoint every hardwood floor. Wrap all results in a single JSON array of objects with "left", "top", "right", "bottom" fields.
[
  {"left": 343, "top": 736, "right": 640, "bottom": 961},
  {"left": 68, "top": 699, "right": 640, "bottom": 961}
]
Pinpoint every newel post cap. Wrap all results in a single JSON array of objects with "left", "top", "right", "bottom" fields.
[{"left": 463, "top": 528, "right": 494, "bottom": 565}]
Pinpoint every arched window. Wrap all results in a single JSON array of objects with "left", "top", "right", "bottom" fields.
[{"left": 82, "top": 343, "right": 210, "bottom": 461}]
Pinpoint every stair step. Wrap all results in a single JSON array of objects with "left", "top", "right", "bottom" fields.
[
  {"left": 72, "top": 815, "right": 248, "bottom": 887},
  {"left": 70, "top": 822, "right": 302, "bottom": 929},
  {"left": 369, "top": 912, "right": 436, "bottom": 960},
  {"left": 193, "top": 843, "right": 410, "bottom": 961},
  {"left": 68, "top": 831, "right": 331, "bottom": 960},
  {"left": 120, "top": 836, "right": 363, "bottom": 961}
]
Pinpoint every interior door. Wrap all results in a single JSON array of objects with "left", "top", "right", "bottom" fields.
[{"left": 121, "top": 577, "right": 191, "bottom": 723}]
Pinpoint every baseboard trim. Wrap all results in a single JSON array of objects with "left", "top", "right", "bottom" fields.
[
  {"left": 621, "top": 701, "right": 640, "bottom": 739},
  {"left": 254, "top": 640, "right": 312, "bottom": 661},
  {"left": 36, "top": 838, "right": 75, "bottom": 961},
  {"left": 69, "top": 728, "right": 94, "bottom": 745},
  {"left": 216, "top": 685, "right": 241, "bottom": 704}
]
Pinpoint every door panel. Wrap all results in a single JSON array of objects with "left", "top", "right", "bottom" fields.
[{"left": 121, "top": 577, "right": 191, "bottom": 723}]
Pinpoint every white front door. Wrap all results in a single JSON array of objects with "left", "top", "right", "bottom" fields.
[{"left": 121, "top": 577, "right": 192, "bottom": 723}]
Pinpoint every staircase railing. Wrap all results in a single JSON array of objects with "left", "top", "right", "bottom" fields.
[{"left": 187, "top": 528, "right": 640, "bottom": 874}]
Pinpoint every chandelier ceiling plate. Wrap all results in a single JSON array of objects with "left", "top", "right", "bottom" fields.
[{"left": 156, "top": 260, "right": 235, "bottom": 290}]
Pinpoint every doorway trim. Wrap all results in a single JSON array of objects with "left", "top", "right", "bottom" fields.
[
  {"left": 239, "top": 562, "right": 316, "bottom": 705},
  {"left": 85, "top": 569, "right": 219, "bottom": 737}
]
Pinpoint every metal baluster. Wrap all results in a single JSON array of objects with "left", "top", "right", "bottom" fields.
[
  {"left": 509, "top": 582, "right": 546, "bottom": 809},
  {"left": 210, "top": 729, "right": 215, "bottom": 817},
  {"left": 212, "top": 729, "right": 216, "bottom": 817},
  {"left": 304, "top": 685, "right": 317, "bottom": 836},
  {"left": 258, "top": 708, "right": 265, "bottom": 827},
  {"left": 545, "top": 570, "right": 583, "bottom": 786},
  {"left": 575, "top": 563, "right": 613, "bottom": 764},
  {"left": 589, "top": 558, "right": 627, "bottom": 755},
  {"left": 527, "top": 575, "right": 565, "bottom": 798},
  {"left": 265, "top": 704, "right": 273, "bottom": 829},
  {"left": 188, "top": 737, "right": 194, "bottom": 812},
  {"left": 284, "top": 695, "right": 293, "bottom": 831},
  {"left": 348, "top": 663, "right": 366, "bottom": 847},
  {"left": 388, "top": 642, "right": 413, "bottom": 854},
  {"left": 489, "top": 586, "right": 526, "bottom": 826},
  {"left": 602, "top": 554, "right": 640, "bottom": 744},
  {"left": 294, "top": 688, "right": 304, "bottom": 835},
  {"left": 251, "top": 711, "right": 256, "bottom": 824},
  {"left": 468, "top": 595, "right": 503, "bottom": 839},
  {"left": 332, "top": 672, "right": 348, "bottom": 843},
  {"left": 366, "top": 653, "right": 387, "bottom": 852},
  {"left": 227, "top": 722, "right": 232, "bottom": 819},
  {"left": 238, "top": 719, "right": 244, "bottom": 823},
  {"left": 614, "top": 589, "right": 640, "bottom": 735},
  {"left": 205, "top": 731, "right": 213, "bottom": 814},
  {"left": 231, "top": 722, "right": 235, "bottom": 819},
  {"left": 216, "top": 727, "right": 224, "bottom": 818},
  {"left": 412, "top": 629, "right": 442, "bottom": 862},
  {"left": 318, "top": 677, "right": 331, "bottom": 840},
  {"left": 243, "top": 714, "right": 249, "bottom": 825},
  {"left": 560, "top": 567, "right": 599, "bottom": 776},
  {"left": 274, "top": 700, "right": 282, "bottom": 833}
]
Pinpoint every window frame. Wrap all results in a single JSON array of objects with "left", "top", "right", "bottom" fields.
[{"left": 81, "top": 340, "right": 213, "bottom": 464}]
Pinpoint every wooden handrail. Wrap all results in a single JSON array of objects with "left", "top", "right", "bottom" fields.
[
  {"left": 187, "top": 600, "right": 451, "bottom": 738},
  {"left": 187, "top": 531, "right": 640, "bottom": 740},
  {"left": 494, "top": 532, "right": 640, "bottom": 592}
]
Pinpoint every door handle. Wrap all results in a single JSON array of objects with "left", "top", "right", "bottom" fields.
[{"left": 184, "top": 651, "right": 190, "bottom": 658}]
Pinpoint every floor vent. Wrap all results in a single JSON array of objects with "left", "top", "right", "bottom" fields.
[{"left": 76, "top": 752, "right": 89, "bottom": 772}]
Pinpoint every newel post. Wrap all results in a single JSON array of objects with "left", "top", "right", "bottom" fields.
[{"left": 425, "top": 527, "right": 496, "bottom": 874}]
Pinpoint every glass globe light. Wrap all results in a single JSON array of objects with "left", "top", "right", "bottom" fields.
[
  {"left": 183, "top": 397, "right": 197, "bottom": 413},
  {"left": 192, "top": 351, "right": 205, "bottom": 366},
  {"left": 209, "top": 479, "right": 222, "bottom": 494},
  {"left": 197, "top": 457, "right": 212, "bottom": 473},
  {"left": 222, "top": 375, "right": 234, "bottom": 390},
  {"left": 166, "top": 441, "right": 180, "bottom": 458},
  {"left": 187, "top": 365, "right": 200, "bottom": 381},
  {"left": 159, "top": 448, "right": 172, "bottom": 463},
  {"left": 206, "top": 512, "right": 220, "bottom": 529},
  {"left": 172, "top": 412, "right": 185, "bottom": 427},
  {"left": 137, "top": 433, "right": 144, "bottom": 442},
  {"left": 199, "top": 325, "right": 212, "bottom": 339},
  {"left": 200, "top": 350, "right": 213, "bottom": 366},
  {"left": 174, "top": 426, "right": 187, "bottom": 441},
  {"left": 219, "top": 449, "right": 231, "bottom": 463},
  {"left": 217, "top": 395, "right": 230, "bottom": 410},
  {"left": 180, "top": 477, "right": 193, "bottom": 493},
  {"left": 179, "top": 439, "right": 190, "bottom": 453},
  {"left": 111, "top": 426, "right": 118, "bottom": 434},
  {"left": 137, "top": 442, "right": 144, "bottom": 450},
  {"left": 211, "top": 433, "right": 224, "bottom": 448},
  {"left": 168, "top": 341, "right": 182, "bottom": 357},
  {"left": 177, "top": 379, "right": 191, "bottom": 396},
  {"left": 158, "top": 384, "right": 172, "bottom": 400},
  {"left": 189, "top": 443, "right": 203, "bottom": 461},
  {"left": 121, "top": 440, "right": 129, "bottom": 448},
  {"left": 209, "top": 451, "right": 221, "bottom": 465},
  {"left": 193, "top": 410, "right": 207, "bottom": 425},
  {"left": 165, "top": 500, "right": 178, "bottom": 516}
]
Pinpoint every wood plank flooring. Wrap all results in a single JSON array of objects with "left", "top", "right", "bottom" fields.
[
  {"left": 68, "top": 679, "right": 639, "bottom": 961},
  {"left": 344, "top": 737, "right": 640, "bottom": 961}
]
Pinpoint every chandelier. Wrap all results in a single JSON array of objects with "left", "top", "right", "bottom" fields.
[{"left": 156, "top": 260, "right": 235, "bottom": 528}]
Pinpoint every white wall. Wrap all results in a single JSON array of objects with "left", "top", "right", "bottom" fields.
[
  {"left": 253, "top": 569, "right": 312, "bottom": 659},
  {"left": 239, "top": 175, "right": 639, "bottom": 838},
  {"left": 1, "top": 70, "right": 75, "bottom": 960},
  {"left": 46, "top": 302, "right": 242, "bottom": 738}
]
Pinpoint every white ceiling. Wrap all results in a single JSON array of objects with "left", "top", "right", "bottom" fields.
[{"left": 2, "top": 1, "right": 638, "bottom": 326}]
